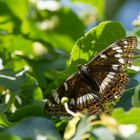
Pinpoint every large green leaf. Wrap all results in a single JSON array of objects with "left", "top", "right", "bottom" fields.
[
  {"left": 50, "top": 8, "right": 86, "bottom": 41},
  {"left": 2, "top": 0, "right": 29, "bottom": 20},
  {"left": 9, "top": 105, "right": 43, "bottom": 122},
  {"left": 112, "top": 108, "right": 140, "bottom": 132},
  {"left": 7, "top": 117, "right": 62, "bottom": 140},
  {"left": 66, "top": 21, "right": 125, "bottom": 74},
  {"left": 0, "top": 133, "right": 21, "bottom": 140}
]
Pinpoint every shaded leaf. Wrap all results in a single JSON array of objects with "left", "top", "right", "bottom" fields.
[
  {"left": 0, "top": 103, "right": 7, "bottom": 113},
  {"left": 126, "top": 133, "right": 140, "bottom": 140},
  {"left": 9, "top": 105, "right": 43, "bottom": 122},
  {"left": 116, "top": 78, "right": 139, "bottom": 111},
  {"left": 0, "top": 69, "right": 26, "bottom": 93},
  {"left": 92, "top": 127, "right": 115, "bottom": 140},
  {"left": 132, "top": 84, "right": 140, "bottom": 107},
  {"left": 8, "top": 117, "right": 62, "bottom": 140}
]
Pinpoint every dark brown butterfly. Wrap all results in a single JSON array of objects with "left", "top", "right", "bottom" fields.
[{"left": 44, "top": 36, "right": 137, "bottom": 116}]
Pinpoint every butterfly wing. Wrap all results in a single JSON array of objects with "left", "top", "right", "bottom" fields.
[
  {"left": 44, "top": 36, "right": 137, "bottom": 116},
  {"left": 87, "top": 36, "right": 137, "bottom": 102},
  {"left": 88, "top": 36, "right": 137, "bottom": 67},
  {"left": 44, "top": 72, "right": 103, "bottom": 116}
]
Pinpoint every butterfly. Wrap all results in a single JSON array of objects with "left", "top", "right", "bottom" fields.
[{"left": 44, "top": 36, "right": 137, "bottom": 116}]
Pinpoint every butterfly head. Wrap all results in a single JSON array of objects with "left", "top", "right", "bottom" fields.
[
  {"left": 77, "top": 64, "right": 84, "bottom": 70},
  {"left": 77, "top": 64, "right": 89, "bottom": 73}
]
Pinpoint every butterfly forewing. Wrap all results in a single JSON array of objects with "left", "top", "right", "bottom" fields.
[
  {"left": 44, "top": 36, "right": 137, "bottom": 116},
  {"left": 88, "top": 36, "right": 137, "bottom": 69}
]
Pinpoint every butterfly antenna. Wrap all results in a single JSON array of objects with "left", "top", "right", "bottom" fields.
[
  {"left": 61, "top": 97, "right": 82, "bottom": 117},
  {"left": 61, "top": 97, "right": 76, "bottom": 116}
]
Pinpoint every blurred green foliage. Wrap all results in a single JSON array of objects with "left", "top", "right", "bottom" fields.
[{"left": 0, "top": 0, "right": 140, "bottom": 140}]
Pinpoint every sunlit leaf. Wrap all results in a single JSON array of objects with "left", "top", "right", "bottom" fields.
[
  {"left": 0, "top": 113, "right": 12, "bottom": 127},
  {"left": 112, "top": 108, "right": 140, "bottom": 132},
  {"left": 67, "top": 21, "right": 125, "bottom": 74},
  {"left": 70, "top": 115, "right": 90, "bottom": 140},
  {"left": 2, "top": 0, "right": 29, "bottom": 20},
  {"left": 0, "top": 133, "right": 21, "bottom": 140}
]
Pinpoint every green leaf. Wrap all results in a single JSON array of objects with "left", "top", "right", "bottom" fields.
[
  {"left": 7, "top": 117, "right": 62, "bottom": 140},
  {"left": 0, "top": 69, "right": 26, "bottom": 93},
  {"left": 32, "top": 87, "right": 43, "bottom": 100},
  {"left": 0, "top": 113, "right": 12, "bottom": 127},
  {"left": 0, "top": 133, "right": 21, "bottom": 140},
  {"left": 9, "top": 105, "right": 43, "bottom": 122},
  {"left": 132, "top": 84, "right": 140, "bottom": 107},
  {"left": 64, "top": 116, "right": 80, "bottom": 140},
  {"left": 9, "top": 35, "right": 34, "bottom": 57},
  {"left": 46, "top": 33, "right": 74, "bottom": 53},
  {"left": 92, "top": 127, "right": 115, "bottom": 140},
  {"left": 0, "top": 103, "right": 7, "bottom": 113},
  {"left": 51, "top": 8, "right": 86, "bottom": 41},
  {"left": 104, "top": 0, "right": 126, "bottom": 19},
  {"left": 19, "top": 73, "right": 43, "bottom": 102},
  {"left": 126, "top": 133, "right": 140, "bottom": 140},
  {"left": 112, "top": 108, "right": 140, "bottom": 132},
  {"left": 2, "top": 0, "right": 29, "bottom": 20},
  {"left": 116, "top": 78, "right": 139, "bottom": 111},
  {"left": 66, "top": 115, "right": 90, "bottom": 140},
  {"left": 67, "top": 21, "right": 125, "bottom": 73}
]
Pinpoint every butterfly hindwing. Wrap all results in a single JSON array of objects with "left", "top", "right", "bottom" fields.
[
  {"left": 86, "top": 36, "right": 137, "bottom": 102},
  {"left": 44, "top": 72, "right": 103, "bottom": 115}
]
